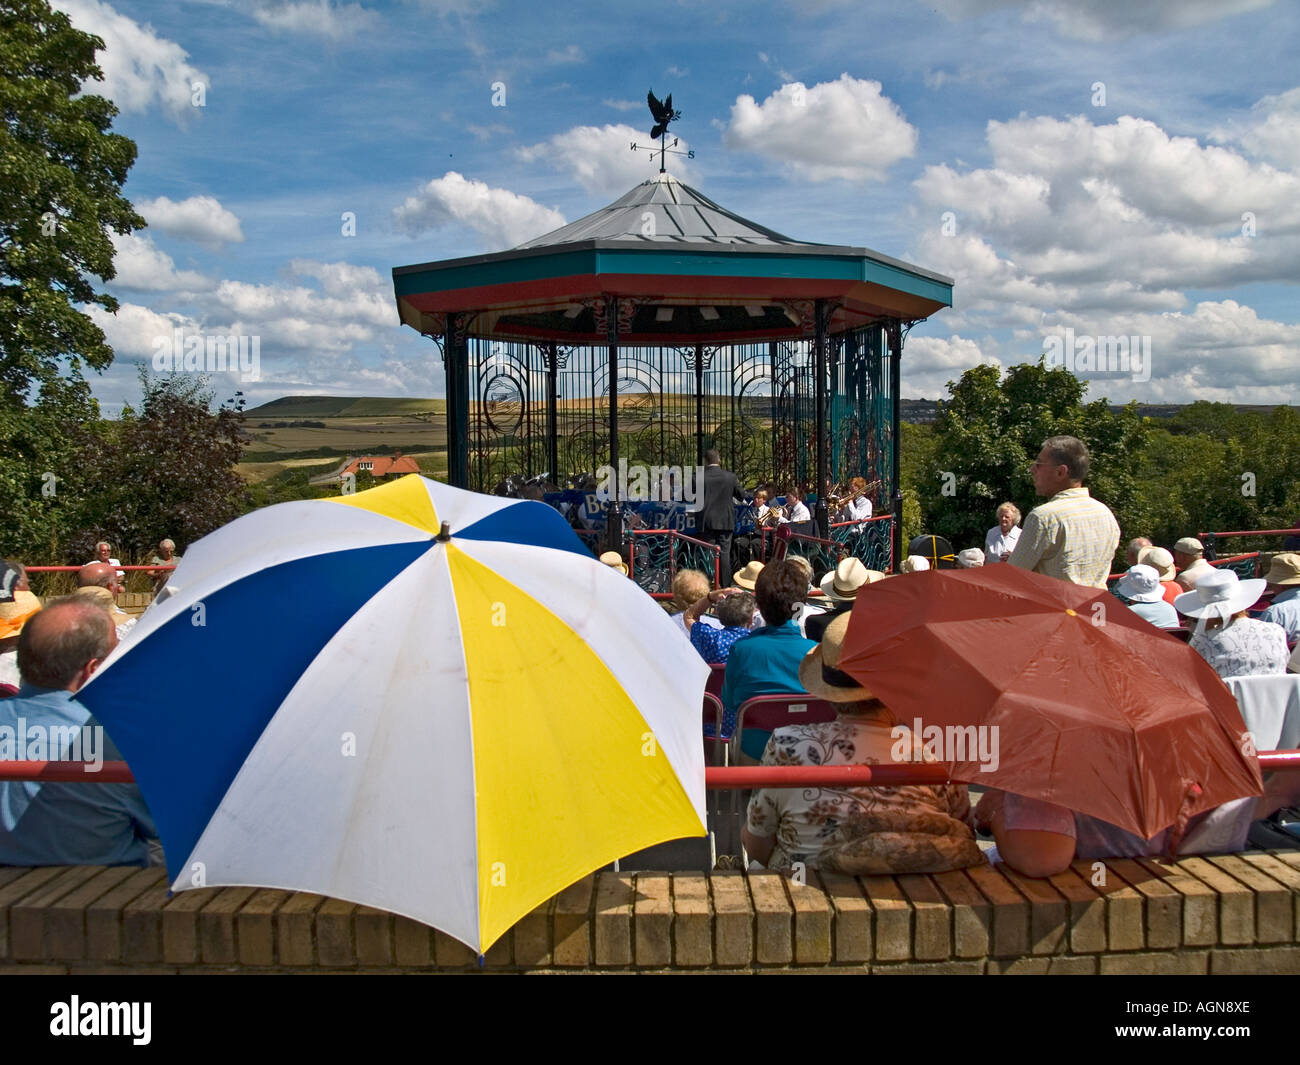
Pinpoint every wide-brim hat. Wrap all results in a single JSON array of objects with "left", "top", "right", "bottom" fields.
[
  {"left": 1138, "top": 546, "right": 1176, "bottom": 581},
  {"left": 818, "top": 557, "right": 886, "bottom": 602},
  {"left": 798, "top": 613, "right": 876, "bottom": 703},
  {"left": 1265, "top": 553, "right": 1300, "bottom": 587},
  {"left": 598, "top": 551, "right": 628, "bottom": 576},
  {"left": 0, "top": 598, "right": 41, "bottom": 639},
  {"left": 1115, "top": 564, "right": 1164, "bottom": 604},
  {"left": 733, "top": 561, "right": 765, "bottom": 590},
  {"left": 1174, "top": 569, "right": 1265, "bottom": 621}
]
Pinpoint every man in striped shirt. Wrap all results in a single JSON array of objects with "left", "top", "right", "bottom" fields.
[{"left": 1008, "top": 436, "right": 1120, "bottom": 589}]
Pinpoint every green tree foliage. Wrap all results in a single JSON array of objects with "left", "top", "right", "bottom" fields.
[
  {"left": 915, "top": 360, "right": 1147, "bottom": 560},
  {"left": 68, "top": 369, "right": 250, "bottom": 561},
  {"left": 0, "top": 0, "right": 144, "bottom": 558}
]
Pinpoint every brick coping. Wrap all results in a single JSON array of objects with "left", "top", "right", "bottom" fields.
[{"left": 3, "top": 854, "right": 1300, "bottom": 973}]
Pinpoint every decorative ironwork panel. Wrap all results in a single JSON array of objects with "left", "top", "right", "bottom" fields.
[{"left": 462, "top": 327, "right": 896, "bottom": 517}]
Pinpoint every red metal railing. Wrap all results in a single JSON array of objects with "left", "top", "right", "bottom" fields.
[
  {"left": 24, "top": 566, "right": 176, "bottom": 572},
  {"left": 1199, "top": 529, "right": 1300, "bottom": 564},
  {"left": 1108, "top": 551, "right": 1263, "bottom": 583},
  {"left": 7, "top": 750, "right": 1299, "bottom": 786}
]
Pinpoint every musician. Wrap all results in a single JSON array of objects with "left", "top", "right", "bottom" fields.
[
  {"left": 782, "top": 486, "right": 811, "bottom": 524},
  {"left": 753, "top": 488, "right": 784, "bottom": 528},
  {"left": 835, "top": 477, "right": 873, "bottom": 523}
]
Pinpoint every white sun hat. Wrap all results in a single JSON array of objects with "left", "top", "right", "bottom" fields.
[
  {"left": 1114, "top": 564, "right": 1164, "bottom": 604},
  {"left": 1174, "top": 568, "right": 1266, "bottom": 636}
]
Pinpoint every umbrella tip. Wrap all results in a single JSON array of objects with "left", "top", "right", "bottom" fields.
[{"left": 436, "top": 521, "right": 451, "bottom": 542}]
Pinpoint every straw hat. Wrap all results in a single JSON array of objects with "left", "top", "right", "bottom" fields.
[
  {"left": 818, "top": 557, "right": 885, "bottom": 602},
  {"left": 797, "top": 613, "right": 876, "bottom": 703},
  {"left": 1265, "top": 553, "right": 1300, "bottom": 587},
  {"left": 1114, "top": 564, "right": 1164, "bottom": 604},
  {"left": 733, "top": 560, "right": 765, "bottom": 590},
  {"left": 1174, "top": 569, "right": 1265, "bottom": 635},
  {"left": 598, "top": 551, "right": 628, "bottom": 576},
  {"left": 1138, "top": 546, "right": 1176, "bottom": 581},
  {"left": 0, "top": 598, "right": 40, "bottom": 640}
]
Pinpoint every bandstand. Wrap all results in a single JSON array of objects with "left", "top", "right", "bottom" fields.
[{"left": 392, "top": 171, "right": 952, "bottom": 577}]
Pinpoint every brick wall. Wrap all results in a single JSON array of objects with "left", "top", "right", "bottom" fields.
[{"left": 3, "top": 854, "right": 1300, "bottom": 973}]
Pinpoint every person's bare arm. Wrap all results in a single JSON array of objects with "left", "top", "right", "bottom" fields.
[
  {"left": 741, "top": 824, "right": 776, "bottom": 865},
  {"left": 683, "top": 587, "right": 740, "bottom": 631}
]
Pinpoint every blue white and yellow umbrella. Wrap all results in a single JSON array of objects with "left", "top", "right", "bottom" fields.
[{"left": 79, "top": 475, "right": 707, "bottom": 954}]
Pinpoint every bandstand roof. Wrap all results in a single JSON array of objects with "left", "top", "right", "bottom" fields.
[{"left": 392, "top": 173, "right": 952, "bottom": 345}]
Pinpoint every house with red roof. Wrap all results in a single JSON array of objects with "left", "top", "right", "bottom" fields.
[{"left": 308, "top": 451, "right": 421, "bottom": 486}]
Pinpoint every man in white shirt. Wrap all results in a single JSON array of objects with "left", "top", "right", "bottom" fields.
[
  {"left": 88, "top": 541, "right": 125, "bottom": 581},
  {"left": 781, "top": 487, "right": 811, "bottom": 524}
]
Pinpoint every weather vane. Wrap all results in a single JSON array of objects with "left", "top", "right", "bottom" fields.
[{"left": 630, "top": 90, "right": 694, "bottom": 174}]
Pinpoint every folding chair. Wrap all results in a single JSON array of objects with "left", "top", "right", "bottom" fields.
[
  {"left": 729, "top": 693, "right": 839, "bottom": 765},
  {"left": 701, "top": 692, "right": 727, "bottom": 766},
  {"left": 705, "top": 662, "right": 725, "bottom": 699}
]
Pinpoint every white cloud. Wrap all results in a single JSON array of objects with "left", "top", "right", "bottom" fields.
[
  {"left": 518, "top": 123, "right": 696, "bottom": 197},
  {"left": 85, "top": 302, "right": 201, "bottom": 361},
  {"left": 603, "top": 98, "right": 641, "bottom": 112},
  {"left": 108, "top": 233, "right": 210, "bottom": 292},
  {"left": 929, "top": 0, "right": 1276, "bottom": 40},
  {"left": 391, "top": 171, "right": 566, "bottom": 250},
  {"left": 135, "top": 195, "right": 245, "bottom": 247},
  {"left": 251, "top": 0, "right": 381, "bottom": 39},
  {"left": 546, "top": 44, "right": 582, "bottom": 63},
  {"left": 901, "top": 334, "right": 1002, "bottom": 397},
  {"left": 56, "top": 0, "right": 210, "bottom": 124},
  {"left": 1215, "top": 87, "right": 1300, "bottom": 170},
  {"left": 912, "top": 113, "right": 1300, "bottom": 311},
  {"left": 722, "top": 75, "right": 917, "bottom": 182}
]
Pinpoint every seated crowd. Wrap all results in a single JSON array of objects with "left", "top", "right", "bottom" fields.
[
  {"left": 659, "top": 435, "right": 1300, "bottom": 879},
  {"left": 3, "top": 437, "right": 1299, "bottom": 890}
]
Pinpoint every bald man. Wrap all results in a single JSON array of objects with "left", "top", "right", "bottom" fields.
[
  {"left": 0, "top": 601, "right": 159, "bottom": 866},
  {"left": 75, "top": 563, "right": 136, "bottom": 637}
]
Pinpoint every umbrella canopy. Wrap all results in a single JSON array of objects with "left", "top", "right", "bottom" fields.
[
  {"left": 837, "top": 565, "right": 1261, "bottom": 839},
  {"left": 79, "top": 475, "right": 707, "bottom": 954}
]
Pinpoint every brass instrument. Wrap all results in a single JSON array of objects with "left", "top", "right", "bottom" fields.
[
  {"left": 830, "top": 479, "right": 881, "bottom": 511},
  {"left": 756, "top": 502, "right": 785, "bottom": 527}
]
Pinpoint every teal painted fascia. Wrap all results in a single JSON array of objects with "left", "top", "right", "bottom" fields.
[{"left": 394, "top": 247, "right": 951, "bottom": 308}]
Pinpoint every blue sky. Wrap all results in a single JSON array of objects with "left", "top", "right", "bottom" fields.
[{"left": 56, "top": 0, "right": 1300, "bottom": 413}]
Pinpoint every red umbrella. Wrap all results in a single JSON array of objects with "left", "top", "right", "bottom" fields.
[{"left": 837, "top": 564, "right": 1262, "bottom": 839}]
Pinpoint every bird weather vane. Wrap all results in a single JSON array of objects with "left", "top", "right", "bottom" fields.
[{"left": 630, "top": 90, "right": 695, "bottom": 173}]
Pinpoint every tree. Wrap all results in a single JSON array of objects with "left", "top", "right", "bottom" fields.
[
  {"left": 917, "top": 360, "right": 1148, "bottom": 559},
  {"left": 69, "top": 368, "right": 250, "bottom": 561},
  {"left": 0, "top": 0, "right": 145, "bottom": 558}
]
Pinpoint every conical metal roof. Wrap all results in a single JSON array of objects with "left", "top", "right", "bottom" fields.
[{"left": 513, "top": 173, "right": 811, "bottom": 249}]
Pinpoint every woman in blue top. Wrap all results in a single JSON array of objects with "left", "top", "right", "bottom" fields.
[{"left": 720, "top": 560, "right": 817, "bottom": 762}]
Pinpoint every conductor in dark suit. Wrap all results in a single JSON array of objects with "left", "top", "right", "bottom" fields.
[{"left": 698, "top": 449, "right": 746, "bottom": 574}]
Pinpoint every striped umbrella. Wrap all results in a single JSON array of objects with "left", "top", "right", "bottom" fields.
[{"left": 79, "top": 475, "right": 707, "bottom": 954}]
